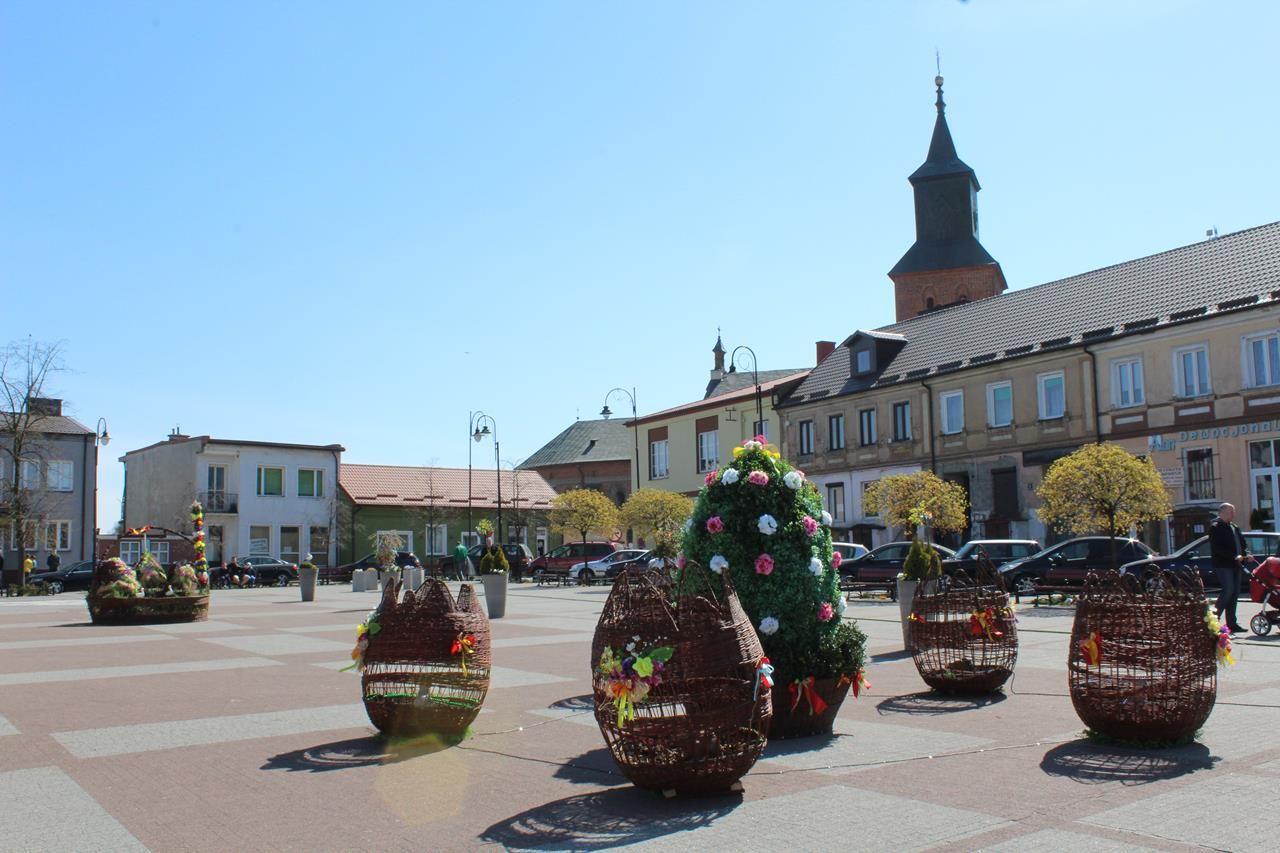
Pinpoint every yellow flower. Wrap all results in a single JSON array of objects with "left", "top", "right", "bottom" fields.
[{"left": 733, "top": 447, "right": 745, "bottom": 458}]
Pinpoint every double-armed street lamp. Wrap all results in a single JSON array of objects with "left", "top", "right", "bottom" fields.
[{"left": 600, "top": 387, "right": 641, "bottom": 493}]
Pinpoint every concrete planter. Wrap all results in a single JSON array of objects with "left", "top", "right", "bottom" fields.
[
  {"left": 402, "top": 567, "right": 424, "bottom": 591},
  {"left": 299, "top": 567, "right": 318, "bottom": 602},
  {"left": 352, "top": 570, "right": 368, "bottom": 592},
  {"left": 897, "top": 579, "right": 918, "bottom": 646},
  {"left": 481, "top": 573, "right": 507, "bottom": 619},
  {"left": 379, "top": 570, "right": 400, "bottom": 592}
]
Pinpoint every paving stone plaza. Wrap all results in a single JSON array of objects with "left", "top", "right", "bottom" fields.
[{"left": 2, "top": 584, "right": 1279, "bottom": 851}]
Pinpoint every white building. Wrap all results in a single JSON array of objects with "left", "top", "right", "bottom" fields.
[{"left": 120, "top": 433, "right": 343, "bottom": 566}]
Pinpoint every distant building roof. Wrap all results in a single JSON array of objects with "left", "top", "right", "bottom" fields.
[
  {"left": 518, "top": 418, "right": 634, "bottom": 469},
  {"left": 786, "top": 222, "right": 1280, "bottom": 405},
  {"left": 121, "top": 435, "right": 344, "bottom": 459},
  {"left": 635, "top": 371, "right": 810, "bottom": 426},
  {"left": 340, "top": 463, "right": 558, "bottom": 510},
  {"left": 704, "top": 368, "right": 807, "bottom": 399},
  {"left": 1, "top": 414, "right": 94, "bottom": 436}
]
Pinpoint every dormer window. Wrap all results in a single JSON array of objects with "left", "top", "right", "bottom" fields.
[{"left": 855, "top": 349, "right": 872, "bottom": 374}]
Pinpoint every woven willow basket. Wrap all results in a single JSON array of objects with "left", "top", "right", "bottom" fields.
[{"left": 907, "top": 558, "right": 1018, "bottom": 694}]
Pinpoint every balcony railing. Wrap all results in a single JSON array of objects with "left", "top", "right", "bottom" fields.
[{"left": 199, "top": 491, "right": 239, "bottom": 513}]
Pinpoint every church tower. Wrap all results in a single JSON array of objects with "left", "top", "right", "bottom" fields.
[{"left": 889, "top": 76, "right": 1005, "bottom": 321}]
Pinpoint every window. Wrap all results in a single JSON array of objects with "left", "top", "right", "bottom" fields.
[
  {"left": 940, "top": 391, "right": 964, "bottom": 435},
  {"left": 649, "top": 439, "right": 669, "bottom": 479},
  {"left": 19, "top": 459, "right": 40, "bottom": 489},
  {"left": 44, "top": 521, "right": 71, "bottom": 551},
  {"left": 461, "top": 531, "right": 482, "bottom": 549},
  {"left": 21, "top": 521, "right": 38, "bottom": 549},
  {"left": 1185, "top": 448, "right": 1216, "bottom": 501},
  {"left": 826, "top": 483, "right": 846, "bottom": 523},
  {"left": 308, "top": 526, "right": 329, "bottom": 566},
  {"left": 1246, "top": 332, "right": 1280, "bottom": 388},
  {"left": 280, "top": 526, "right": 301, "bottom": 564},
  {"left": 120, "top": 540, "right": 141, "bottom": 565},
  {"left": 249, "top": 525, "right": 271, "bottom": 555},
  {"left": 506, "top": 524, "right": 527, "bottom": 545},
  {"left": 297, "top": 468, "right": 324, "bottom": 498},
  {"left": 1111, "top": 358, "right": 1145, "bottom": 408},
  {"left": 857, "top": 409, "right": 875, "bottom": 447},
  {"left": 893, "top": 401, "right": 912, "bottom": 441},
  {"left": 1037, "top": 372, "right": 1065, "bottom": 420},
  {"left": 375, "top": 529, "right": 412, "bottom": 554},
  {"left": 696, "top": 429, "right": 719, "bottom": 473},
  {"left": 535, "top": 526, "right": 549, "bottom": 555},
  {"left": 426, "top": 524, "right": 448, "bottom": 555},
  {"left": 256, "top": 466, "right": 284, "bottom": 497},
  {"left": 798, "top": 420, "right": 815, "bottom": 455},
  {"left": 986, "top": 382, "right": 1013, "bottom": 428},
  {"left": 855, "top": 349, "right": 872, "bottom": 374},
  {"left": 752, "top": 420, "right": 769, "bottom": 441},
  {"left": 207, "top": 465, "right": 226, "bottom": 494},
  {"left": 46, "top": 460, "right": 73, "bottom": 492},
  {"left": 861, "top": 480, "right": 879, "bottom": 516},
  {"left": 1175, "top": 345, "right": 1212, "bottom": 397},
  {"left": 830, "top": 414, "right": 846, "bottom": 450},
  {"left": 150, "top": 541, "right": 171, "bottom": 564}
]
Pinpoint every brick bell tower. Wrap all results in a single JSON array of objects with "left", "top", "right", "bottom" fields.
[{"left": 889, "top": 75, "right": 1005, "bottom": 321}]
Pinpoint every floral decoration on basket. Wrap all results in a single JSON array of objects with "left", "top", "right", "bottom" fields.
[{"left": 597, "top": 642, "right": 674, "bottom": 727}]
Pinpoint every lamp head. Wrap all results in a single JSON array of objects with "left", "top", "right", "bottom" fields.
[{"left": 600, "top": 405, "right": 612, "bottom": 419}]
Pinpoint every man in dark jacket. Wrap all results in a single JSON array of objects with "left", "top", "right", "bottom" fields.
[{"left": 1209, "top": 502, "right": 1249, "bottom": 633}]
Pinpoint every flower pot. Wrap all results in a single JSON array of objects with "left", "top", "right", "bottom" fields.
[
  {"left": 897, "top": 579, "right": 918, "bottom": 646},
  {"left": 481, "top": 573, "right": 507, "bottom": 619},
  {"left": 768, "top": 675, "right": 851, "bottom": 739},
  {"left": 299, "top": 566, "right": 318, "bottom": 602},
  {"left": 379, "top": 570, "right": 400, "bottom": 593},
  {"left": 351, "top": 569, "right": 366, "bottom": 592}
]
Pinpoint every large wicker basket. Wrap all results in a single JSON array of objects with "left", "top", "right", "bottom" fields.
[
  {"left": 1069, "top": 569, "right": 1217, "bottom": 744},
  {"left": 768, "top": 675, "right": 851, "bottom": 739},
  {"left": 88, "top": 594, "right": 210, "bottom": 625},
  {"left": 361, "top": 578, "right": 491, "bottom": 739},
  {"left": 908, "top": 559, "right": 1018, "bottom": 694},
  {"left": 592, "top": 564, "right": 771, "bottom": 795}
]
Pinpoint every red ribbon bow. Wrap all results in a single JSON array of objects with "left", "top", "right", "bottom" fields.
[
  {"left": 451, "top": 633, "right": 477, "bottom": 675},
  {"left": 787, "top": 676, "right": 829, "bottom": 717}
]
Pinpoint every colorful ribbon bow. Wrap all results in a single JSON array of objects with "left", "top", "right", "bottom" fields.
[
  {"left": 126, "top": 525, "right": 152, "bottom": 536},
  {"left": 1217, "top": 625, "right": 1236, "bottom": 667},
  {"left": 844, "top": 669, "right": 870, "bottom": 698},
  {"left": 969, "top": 607, "right": 1004, "bottom": 640},
  {"left": 908, "top": 612, "right": 925, "bottom": 623},
  {"left": 788, "top": 676, "right": 829, "bottom": 717},
  {"left": 451, "top": 633, "right": 477, "bottom": 675},
  {"left": 754, "top": 656, "right": 775, "bottom": 700},
  {"left": 1078, "top": 631, "right": 1102, "bottom": 666}
]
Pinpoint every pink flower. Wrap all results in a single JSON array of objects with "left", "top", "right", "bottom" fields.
[
  {"left": 706, "top": 516, "right": 724, "bottom": 534},
  {"left": 755, "top": 553, "right": 775, "bottom": 576},
  {"left": 747, "top": 470, "right": 769, "bottom": 486},
  {"left": 753, "top": 434, "right": 767, "bottom": 444},
  {"left": 676, "top": 555, "right": 687, "bottom": 569},
  {"left": 802, "top": 515, "right": 819, "bottom": 536},
  {"left": 818, "top": 602, "right": 835, "bottom": 622},
  {"left": 705, "top": 470, "right": 718, "bottom": 486},
  {"left": 832, "top": 550, "right": 843, "bottom": 570}
]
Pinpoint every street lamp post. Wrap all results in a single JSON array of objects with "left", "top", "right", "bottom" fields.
[
  {"left": 729, "top": 346, "right": 764, "bottom": 436},
  {"left": 600, "top": 387, "right": 640, "bottom": 494},
  {"left": 472, "top": 413, "right": 500, "bottom": 544},
  {"left": 93, "top": 418, "right": 109, "bottom": 561}
]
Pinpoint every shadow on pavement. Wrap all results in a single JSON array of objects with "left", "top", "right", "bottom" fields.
[
  {"left": 869, "top": 649, "right": 912, "bottom": 662},
  {"left": 1040, "top": 739, "right": 1217, "bottom": 786},
  {"left": 875, "top": 690, "right": 1007, "bottom": 716},
  {"left": 551, "top": 748, "right": 628, "bottom": 787},
  {"left": 261, "top": 734, "right": 454, "bottom": 773},
  {"left": 481, "top": 786, "right": 740, "bottom": 850},
  {"left": 761, "top": 731, "right": 841, "bottom": 760}
]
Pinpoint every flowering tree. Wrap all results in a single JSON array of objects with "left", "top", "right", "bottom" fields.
[
  {"left": 862, "top": 471, "right": 969, "bottom": 538},
  {"left": 550, "top": 489, "right": 620, "bottom": 568},
  {"left": 620, "top": 489, "right": 693, "bottom": 558},
  {"left": 1036, "top": 443, "right": 1171, "bottom": 568},
  {"left": 682, "top": 437, "right": 866, "bottom": 689}
]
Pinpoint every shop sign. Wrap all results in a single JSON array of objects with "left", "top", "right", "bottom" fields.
[
  {"left": 1149, "top": 420, "right": 1280, "bottom": 452},
  {"left": 1157, "top": 466, "right": 1184, "bottom": 486}
]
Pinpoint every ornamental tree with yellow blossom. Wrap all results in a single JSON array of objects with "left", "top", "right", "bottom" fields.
[
  {"left": 620, "top": 489, "right": 694, "bottom": 559},
  {"left": 1036, "top": 443, "right": 1172, "bottom": 569},
  {"left": 550, "top": 488, "right": 621, "bottom": 567},
  {"left": 862, "top": 471, "right": 970, "bottom": 539}
]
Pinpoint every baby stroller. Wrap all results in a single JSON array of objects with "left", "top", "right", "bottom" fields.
[{"left": 1248, "top": 556, "right": 1280, "bottom": 636}]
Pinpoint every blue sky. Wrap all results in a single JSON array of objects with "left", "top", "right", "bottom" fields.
[{"left": 4, "top": 1, "right": 1278, "bottom": 525}]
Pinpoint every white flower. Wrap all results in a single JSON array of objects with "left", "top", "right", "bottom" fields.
[
  {"left": 709, "top": 554, "right": 729, "bottom": 574},
  {"left": 626, "top": 642, "right": 636, "bottom": 652},
  {"left": 836, "top": 594, "right": 848, "bottom": 615},
  {"left": 783, "top": 471, "right": 805, "bottom": 490},
  {"left": 632, "top": 635, "right": 641, "bottom": 642},
  {"left": 759, "top": 616, "right": 779, "bottom": 636},
  {"left": 757, "top": 514, "right": 778, "bottom": 536},
  {"left": 820, "top": 510, "right": 833, "bottom": 526},
  {"left": 720, "top": 468, "right": 740, "bottom": 485},
  {"left": 809, "top": 556, "right": 824, "bottom": 576},
  {"left": 744, "top": 440, "right": 763, "bottom": 451},
  {"left": 647, "top": 558, "right": 665, "bottom": 570}
]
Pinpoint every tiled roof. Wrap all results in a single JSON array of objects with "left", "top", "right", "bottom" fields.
[
  {"left": 1, "top": 414, "right": 94, "bottom": 436},
  {"left": 785, "top": 221, "right": 1280, "bottom": 405},
  {"left": 704, "top": 368, "right": 807, "bottom": 399},
  {"left": 340, "top": 464, "right": 557, "bottom": 510},
  {"left": 518, "top": 418, "right": 633, "bottom": 469},
  {"left": 635, "top": 371, "right": 810, "bottom": 425}
]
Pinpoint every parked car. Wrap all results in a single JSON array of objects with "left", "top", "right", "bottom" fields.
[
  {"left": 1120, "top": 531, "right": 1280, "bottom": 589},
  {"left": 435, "top": 544, "right": 534, "bottom": 580},
  {"left": 234, "top": 556, "right": 299, "bottom": 587},
  {"left": 568, "top": 549, "right": 649, "bottom": 584},
  {"left": 603, "top": 550, "right": 653, "bottom": 580},
  {"left": 530, "top": 541, "right": 621, "bottom": 580},
  {"left": 27, "top": 559, "right": 96, "bottom": 594},
  {"left": 844, "top": 541, "right": 957, "bottom": 590},
  {"left": 998, "top": 536, "right": 1156, "bottom": 594},
  {"left": 323, "top": 551, "right": 421, "bottom": 584},
  {"left": 943, "top": 539, "right": 1041, "bottom": 578},
  {"left": 832, "top": 542, "right": 870, "bottom": 563}
]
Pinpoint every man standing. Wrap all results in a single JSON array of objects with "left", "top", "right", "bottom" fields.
[
  {"left": 1209, "top": 502, "right": 1249, "bottom": 633},
  {"left": 453, "top": 540, "right": 471, "bottom": 581},
  {"left": 47, "top": 552, "right": 61, "bottom": 573},
  {"left": 22, "top": 554, "right": 35, "bottom": 586}
]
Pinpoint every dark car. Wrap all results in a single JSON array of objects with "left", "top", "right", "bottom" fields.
[
  {"left": 603, "top": 550, "right": 653, "bottom": 580},
  {"left": 234, "top": 556, "right": 299, "bottom": 587},
  {"left": 27, "top": 559, "right": 96, "bottom": 594},
  {"left": 845, "top": 541, "right": 957, "bottom": 591},
  {"left": 530, "top": 541, "right": 620, "bottom": 580},
  {"left": 323, "top": 551, "right": 421, "bottom": 584},
  {"left": 436, "top": 544, "right": 534, "bottom": 580},
  {"left": 1120, "top": 531, "right": 1280, "bottom": 589},
  {"left": 999, "top": 536, "right": 1156, "bottom": 594},
  {"left": 943, "top": 540, "right": 1041, "bottom": 578}
]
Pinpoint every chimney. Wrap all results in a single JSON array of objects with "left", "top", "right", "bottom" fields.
[
  {"left": 167, "top": 426, "right": 189, "bottom": 443},
  {"left": 815, "top": 341, "right": 835, "bottom": 365},
  {"left": 26, "top": 397, "right": 63, "bottom": 416}
]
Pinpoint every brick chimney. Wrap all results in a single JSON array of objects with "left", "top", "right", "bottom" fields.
[
  {"left": 815, "top": 341, "right": 836, "bottom": 365},
  {"left": 26, "top": 397, "right": 63, "bottom": 416}
]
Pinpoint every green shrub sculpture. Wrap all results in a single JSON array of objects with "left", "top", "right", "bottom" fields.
[
  {"left": 682, "top": 436, "right": 867, "bottom": 737},
  {"left": 901, "top": 537, "right": 942, "bottom": 582}
]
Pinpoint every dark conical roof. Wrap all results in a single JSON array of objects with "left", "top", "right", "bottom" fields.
[{"left": 908, "top": 77, "right": 978, "bottom": 187}]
